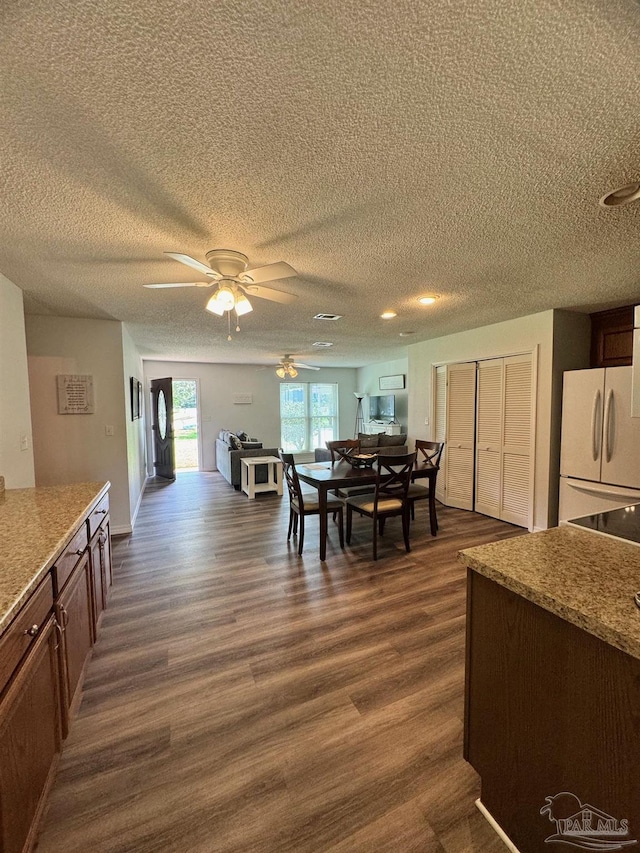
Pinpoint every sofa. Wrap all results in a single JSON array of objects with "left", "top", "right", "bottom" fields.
[
  {"left": 314, "top": 433, "right": 408, "bottom": 462},
  {"left": 215, "top": 430, "right": 281, "bottom": 489}
]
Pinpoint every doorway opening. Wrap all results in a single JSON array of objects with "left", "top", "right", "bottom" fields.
[{"left": 172, "top": 379, "right": 199, "bottom": 471}]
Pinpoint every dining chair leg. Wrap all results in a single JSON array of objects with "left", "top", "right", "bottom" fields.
[
  {"left": 346, "top": 505, "right": 353, "bottom": 543},
  {"left": 293, "top": 513, "right": 299, "bottom": 536},
  {"left": 337, "top": 508, "right": 344, "bottom": 548},
  {"left": 372, "top": 521, "right": 378, "bottom": 561},
  {"left": 287, "top": 509, "right": 294, "bottom": 540},
  {"left": 410, "top": 500, "right": 415, "bottom": 521},
  {"left": 402, "top": 507, "right": 411, "bottom": 552},
  {"left": 429, "top": 500, "right": 437, "bottom": 536},
  {"left": 298, "top": 514, "right": 305, "bottom": 556},
  {"left": 379, "top": 517, "right": 385, "bottom": 535}
]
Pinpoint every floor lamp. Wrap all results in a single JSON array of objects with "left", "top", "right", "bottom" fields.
[{"left": 354, "top": 393, "right": 365, "bottom": 438}]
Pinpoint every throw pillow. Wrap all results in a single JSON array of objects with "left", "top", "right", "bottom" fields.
[
  {"left": 241, "top": 441, "right": 263, "bottom": 450},
  {"left": 379, "top": 433, "right": 407, "bottom": 446},
  {"left": 237, "top": 431, "right": 248, "bottom": 441},
  {"left": 359, "top": 432, "right": 384, "bottom": 447},
  {"left": 229, "top": 433, "right": 243, "bottom": 450}
]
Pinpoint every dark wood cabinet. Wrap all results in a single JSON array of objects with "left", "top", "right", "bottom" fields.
[
  {"left": 56, "top": 552, "right": 93, "bottom": 731},
  {"left": 0, "top": 616, "right": 62, "bottom": 853},
  {"left": 590, "top": 305, "right": 634, "bottom": 368},
  {"left": 89, "top": 498, "right": 111, "bottom": 636},
  {"left": 464, "top": 569, "right": 640, "bottom": 852},
  {"left": 0, "top": 486, "right": 111, "bottom": 853}
]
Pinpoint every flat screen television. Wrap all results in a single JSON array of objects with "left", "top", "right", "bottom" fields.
[{"left": 369, "top": 394, "right": 395, "bottom": 422}]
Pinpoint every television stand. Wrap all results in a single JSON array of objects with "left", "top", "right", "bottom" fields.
[{"left": 362, "top": 422, "right": 404, "bottom": 436}]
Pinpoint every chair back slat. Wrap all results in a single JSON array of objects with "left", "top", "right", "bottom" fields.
[
  {"left": 325, "top": 438, "right": 360, "bottom": 462},
  {"left": 415, "top": 439, "right": 444, "bottom": 467},
  {"left": 279, "top": 451, "right": 304, "bottom": 505},
  {"left": 375, "top": 452, "right": 417, "bottom": 504}
]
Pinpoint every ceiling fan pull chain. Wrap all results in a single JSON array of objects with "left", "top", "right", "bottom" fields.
[{"left": 227, "top": 312, "right": 232, "bottom": 341}]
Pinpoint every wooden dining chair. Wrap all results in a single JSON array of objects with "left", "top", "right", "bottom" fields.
[
  {"left": 345, "top": 452, "right": 416, "bottom": 560},
  {"left": 325, "top": 439, "right": 375, "bottom": 500},
  {"left": 280, "top": 452, "right": 345, "bottom": 556},
  {"left": 407, "top": 440, "right": 445, "bottom": 534}
]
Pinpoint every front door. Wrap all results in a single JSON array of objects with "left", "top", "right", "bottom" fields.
[{"left": 151, "top": 377, "right": 175, "bottom": 480}]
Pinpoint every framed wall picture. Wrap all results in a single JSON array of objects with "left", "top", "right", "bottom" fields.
[
  {"left": 379, "top": 374, "right": 405, "bottom": 391},
  {"left": 130, "top": 377, "right": 142, "bottom": 420}
]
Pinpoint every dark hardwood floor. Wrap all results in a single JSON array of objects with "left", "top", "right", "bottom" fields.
[{"left": 35, "top": 471, "right": 523, "bottom": 852}]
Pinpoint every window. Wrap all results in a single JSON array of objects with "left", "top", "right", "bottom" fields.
[{"left": 280, "top": 383, "right": 338, "bottom": 452}]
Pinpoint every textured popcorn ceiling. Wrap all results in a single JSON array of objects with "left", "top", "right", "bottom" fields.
[{"left": 2, "top": 0, "right": 640, "bottom": 366}]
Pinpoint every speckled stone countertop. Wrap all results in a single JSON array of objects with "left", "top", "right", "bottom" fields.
[
  {"left": 0, "top": 481, "right": 109, "bottom": 635},
  {"left": 459, "top": 525, "right": 640, "bottom": 661}
]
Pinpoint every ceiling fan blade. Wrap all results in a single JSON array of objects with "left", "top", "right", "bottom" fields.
[
  {"left": 143, "top": 282, "right": 212, "bottom": 289},
  {"left": 291, "top": 362, "right": 320, "bottom": 370},
  {"left": 240, "top": 283, "right": 297, "bottom": 304},
  {"left": 164, "top": 252, "right": 219, "bottom": 277},
  {"left": 240, "top": 261, "right": 297, "bottom": 284}
]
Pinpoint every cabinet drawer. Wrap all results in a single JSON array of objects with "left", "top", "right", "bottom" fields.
[
  {"left": 88, "top": 494, "right": 109, "bottom": 539},
  {"left": 53, "top": 525, "right": 88, "bottom": 594},
  {"left": 0, "top": 574, "right": 54, "bottom": 694}
]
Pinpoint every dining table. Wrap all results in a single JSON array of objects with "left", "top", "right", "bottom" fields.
[{"left": 295, "top": 458, "right": 440, "bottom": 561}]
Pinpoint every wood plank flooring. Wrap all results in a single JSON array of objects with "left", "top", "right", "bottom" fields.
[{"left": 35, "top": 471, "right": 523, "bottom": 852}]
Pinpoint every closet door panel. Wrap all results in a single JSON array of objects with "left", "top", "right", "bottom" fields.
[
  {"left": 500, "top": 355, "right": 533, "bottom": 527},
  {"left": 435, "top": 365, "right": 447, "bottom": 504},
  {"left": 475, "top": 359, "right": 503, "bottom": 518},
  {"left": 446, "top": 362, "right": 477, "bottom": 510}
]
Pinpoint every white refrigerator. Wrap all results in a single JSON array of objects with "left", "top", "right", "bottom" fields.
[{"left": 559, "top": 365, "right": 640, "bottom": 522}]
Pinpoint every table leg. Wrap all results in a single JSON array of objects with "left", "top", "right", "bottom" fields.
[{"left": 318, "top": 486, "right": 328, "bottom": 561}]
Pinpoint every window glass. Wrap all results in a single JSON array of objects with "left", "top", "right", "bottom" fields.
[{"left": 280, "top": 382, "right": 338, "bottom": 452}]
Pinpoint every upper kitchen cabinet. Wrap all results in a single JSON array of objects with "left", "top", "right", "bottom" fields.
[{"left": 590, "top": 306, "right": 633, "bottom": 369}]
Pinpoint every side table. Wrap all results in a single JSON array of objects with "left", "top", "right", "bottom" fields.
[{"left": 241, "top": 456, "right": 283, "bottom": 499}]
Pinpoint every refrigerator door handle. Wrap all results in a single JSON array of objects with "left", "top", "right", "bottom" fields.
[
  {"left": 604, "top": 388, "right": 614, "bottom": 462},
  {"left": 591, "top": 389, "right": 602, "bottom": 461}
]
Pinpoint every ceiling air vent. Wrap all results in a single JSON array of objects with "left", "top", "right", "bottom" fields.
[
  {"left": 313, "top": 313, "right": 342, "bottom": 321},
  {"left": 312, "top": 341, "right": 334, "bottom": 348}
]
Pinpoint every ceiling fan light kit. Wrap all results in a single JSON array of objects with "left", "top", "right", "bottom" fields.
[{"left": 145, "top": 248, "right": 298, "bottom": 337}]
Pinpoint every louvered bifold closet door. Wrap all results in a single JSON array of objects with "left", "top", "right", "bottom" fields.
[
  {"left": 475, "top": 359, "right": 503, "bottom": 518},
  {"left": 445, "top": 361, "right": 477, "bottom": 510},
  {"left": 500, "top": 354, "right": 533, "bottom": 527},
  {"left": 435, "top": 365, "right": 447, "bottom": 504}
]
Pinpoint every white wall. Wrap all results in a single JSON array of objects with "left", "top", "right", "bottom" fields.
[
  {"left": 407, "top": 309, "right": 590, "bottom": 531},
  {"left": 356, "top": 356, "right": 409, "bottom": 428},
  {"left": 0, "top": 274, "right": 35, "bottom": 487},
  {"left": 122, "top": 325, "right": 147, "bottom": 528},
  {"left": 143, "top": 361, "right": 359, "bottom": 471},
  {"left": 26, "top": 316, "right": 132, "bottom": 533}
]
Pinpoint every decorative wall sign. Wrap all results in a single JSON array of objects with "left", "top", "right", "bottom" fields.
[
  {"left": 233, "top": 393, "right": 253, "bottom": 404},
  {"left": 57, "top": 374, "right": 95, "bottom": 414},
  {"left": 130, "top": 377, "right": 142, "bottom": 420},
  {"left": 379, "top": 374, "right": 405, "bottom": 390}
]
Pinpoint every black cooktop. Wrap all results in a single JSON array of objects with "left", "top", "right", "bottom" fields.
[{"left": 569, "top": 504, "right": 640, "bottom": 545}]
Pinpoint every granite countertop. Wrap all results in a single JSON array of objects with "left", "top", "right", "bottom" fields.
[
  {"left": 459, "top": 525, "right": 640, "bottom": 661},
  {"left": 0, "top": 481, "right": 109, "bottom": 635}
]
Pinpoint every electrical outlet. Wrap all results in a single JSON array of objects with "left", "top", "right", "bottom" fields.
[
  {"left": 424, "top": 418, "right": 429, "bottom": 426},
  {"left": 20, "top": 435, "right": 29, "bottom": 451},
  {"left": 105, "top": 425, "right": 114, "bottom": 436}
]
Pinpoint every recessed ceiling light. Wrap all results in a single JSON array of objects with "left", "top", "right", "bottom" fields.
[
  {"left": 417, "top": 295, "right": 438, "bottom": 305},
  {"left": 399, "top": 331, "right": 416, "bottom": 337},
  {"left": 599, "top": 181, "right": 640, "bottom": 208},
  {"left": 313, "top": 313, "right": 342, "bottom": 320},
  {"left": 312, "top": 341, "right": 333, "bottom": 348},
  {"left": 380, "top": 311, "right": 397, "bottom": 319}
]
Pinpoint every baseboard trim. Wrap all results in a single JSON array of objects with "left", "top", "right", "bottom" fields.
[
  {"left": 129, "top": 475, "right": 149, "bottom": 531},
  {"left": 475, "top": 800, "right": 522, "bottom": 853}
]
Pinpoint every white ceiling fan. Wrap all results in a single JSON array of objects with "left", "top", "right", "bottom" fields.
[
  {"left": 275, "top": 355, "right": 320, "bottom": 378},
  {"left": 144, "top": 249, "right": 298, "bottom": 338}
]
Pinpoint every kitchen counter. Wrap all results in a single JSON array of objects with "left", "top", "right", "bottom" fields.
[
  {"left": 461, "top": 524, "right": 640, "bottom": 852},
  {"left": 0, "top": 481, "right": 109, "bottom": 635},
  {"left": 459, "top": 524, "right": 640, "bottom": 660}
]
